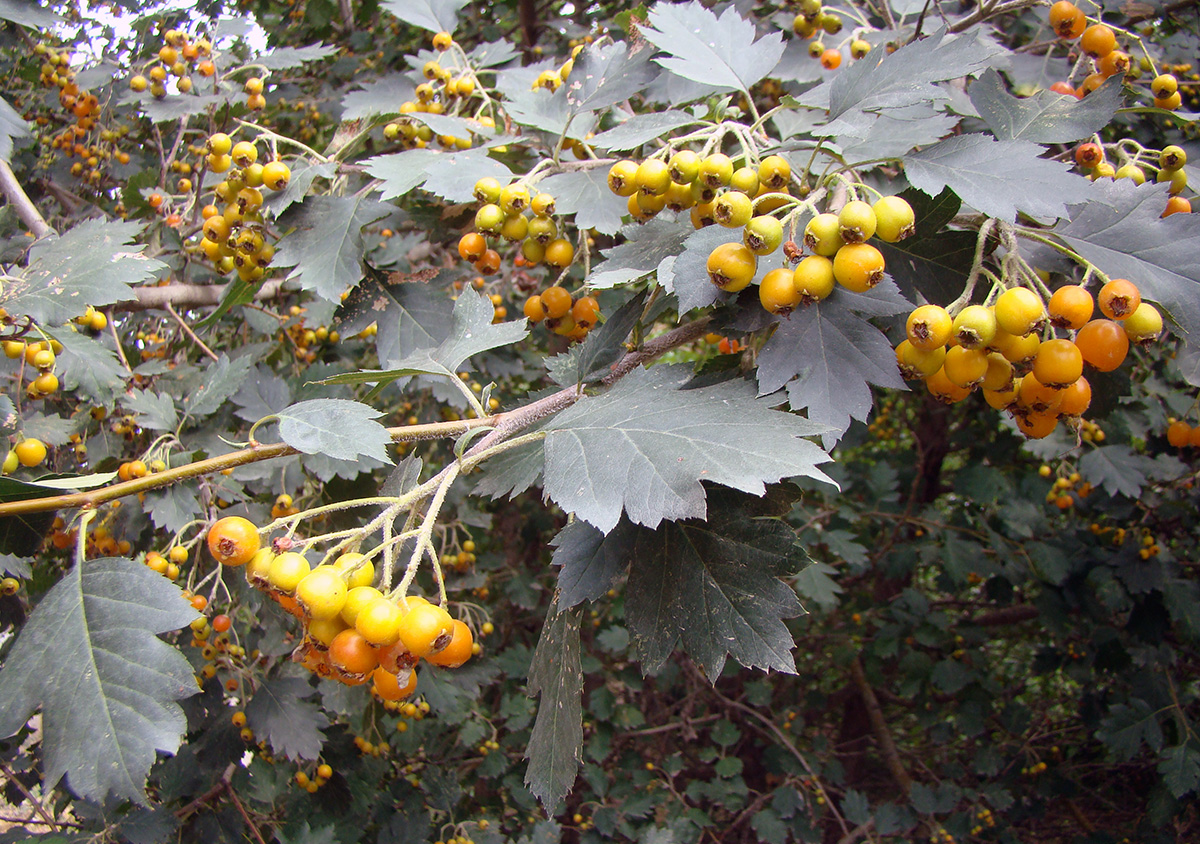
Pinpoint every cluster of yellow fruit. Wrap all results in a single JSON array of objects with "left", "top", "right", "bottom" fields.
[
  {"left": 521, "top": 285, "right": 600, "bottom": 342},
  {"left": 710, "top": 194, "right": 915, "bottom": 315},
  {"left": 380, "top": 31, "right": 484, "bottom": 150},
  {"left": 1075, "top": 142, "right": 1190, "bottom": 216},
  {"left": 195, "top": 133, "right": 291, "bottom": 283},
  {"left": 463, "top": 180, "right": 574, "bottom": 274},
  {"left": 2, "top": 337, "right": 61, "bottom": 400},
  {"left": 128, "top": 28, "right": 215, "bottom": 99},
  {"left": 898, "top": 279, "right": 1162, "bottom": 439},
  {"left": 293, "top": 763, "right": 334, "bottom": 794},
  {"left": 791, "top": 0, "right": 872, "bottom": 70},
  {"left": 531, "top": 43, "right": 584, "bottom": 91},
  {"left": 207, "top": 517, "right": 477, "bottom": 705},
  {"left": 1039, "top": 466, "right": 1095, "bottom": 509}
]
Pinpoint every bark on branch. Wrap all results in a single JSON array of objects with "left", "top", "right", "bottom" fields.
[
  {"left": 849, "top": 657, "right": 914, "bottom": 795},
  {"left": 0, "top": 159, "right": 54, "bottom": 239}
]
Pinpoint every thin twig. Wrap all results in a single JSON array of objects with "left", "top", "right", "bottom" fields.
[
  {"left": 0, "top": 159, "right": 54, "bottom": 239},
  {"left": 849, "top": 657, "right": 913, "bottom": 794},
  {"left": 166, "top": 301, "right": 220, "bottom": 361},
  {"left": 0, "top": 761, "right": 58, "bottom": 829},
  {"left": 226, "top": 783, "right": 269, "bottom": 844}
]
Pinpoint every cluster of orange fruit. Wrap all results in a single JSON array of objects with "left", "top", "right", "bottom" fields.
[
  {"left": 128, "top": 28, "right": 215, "bottom": 100},
  {"left": 195, "top": 133, "right": 292, "bottom": 283},
  {"left": 463, "top": 180, "right": 575, "bottom": 276},
  {"left": 521, "top": 285, "right": 601, "bottom": 342},
  {"left": 2, "top": 337, "right": 60, "bottom": 400},
  {"left": 898, "top": 279, "right": 1162, "bottom": 438},
  {"left": 1166, "top": 419, "right": 1200, "bottom": 450},
  {"left": 1047, "top": 2, "right": 1180, "bottom": 109},
  {"left": 207, "top": 517, "right": 477, "bottom": 705},
  {"left": 790, "top": 0, "right": 871, "bottom": 70}
]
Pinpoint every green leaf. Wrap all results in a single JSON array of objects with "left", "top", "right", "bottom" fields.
[
  {"left": 233, "top": 367, "right": 292, "bottom": 423},
  {"left": 45, "top": 325, "right": 126, "bottom": 407},
  {"left": 418, "top": 149, "right": 515, "bottom": 204},
  {"left": 505, "top": 85, "right": 595, "bottom": 139},
  {"left": 550, "top": 518, "right": 638, "bottom": 607},
  {"left": 564, "top": 40, "right": 657, "bottom": 113},
  {"left": 667, "top": 224, "right": 743, "bottom": 313},
  {"left": 588, "top": 218, "right": 691, "bottom": 289},
  {"left": 877, "top": 187, "right": 976, "bottom": 305},
  {"left": 541, "top": 365, "right": 833, "bottom": 532},
  {"left": 905, "top": 134, "right": 1091, "bottom": 221},
  {"left": 756, "top": 289, "right": 908, "bottom": 446},
  {"left": 0, "top": 0, "right": 61, "bottom": 28},
  {"left": 324, "top": 289, "right": 527, "bottom": 393},
  {"left": 1055, "top": 179, "right": 1200, "bottom": 340},
  {"left": 0, "top": 552, "right": 32, "bottom": 578},
  {"left": 273, "top": 196, "right": 394, "bottom": 302},
  {"left": 136, "top": 93, "right": 225, "bottom": 124},
  {"left": 930, "top": 660, "right": 975, "bottom": 694},
  {"left": 0, "top": 477, "right": 59, "bottom": 556},
  {"left": 536, "top": 167, "right": 627, "bottom": 236},
  {"left": 525, "top": 602, "right": 584, "bottom": 813},
  {"left": 625, "top": 491, "right": 806, "bottom": 677},
  {"left": 2, "top": 219, "right": 165, "bottom": 325},
  {"left": 276, "top": 399, "right": 392, "bottom": 463},
  {"left": 1159, "top": 745, "right": 1200, "bottom": 799},
  {"left": 277, "top": 822, "right": 338, "bottom": 844},
  {"left": 125, "top": 390, "right": 178, "bottom": 431},
  {"left": 258, "top": 43, "right": 337, "bottom": 71},
  {"left": 820, "top": 27, "right": 1004, "bottom": 123},
  {"left": 589, "top": 111, "right": 698, "bottom": 152},
  {"left": 0, "top": 95, "right": 30, "bottom": 161},
  {"left": 145, "top": 484, "right": 201, "bottom": 535},
  {"left": 640, "top": 2, "right": 785, "bottom": 93},
  {"left": 1078, "top": 444, "right": 1156, "bottom": 498},
  {"left": 969, "top": 69, "right": 1121, "bottom": 144},
  {"left": 381, "top": 0, "right": 469, "bottom": 33},
  {"left": 0, "top": 558, "right": 198, "bottom": 804},
  {"left": 793, "top": 560, "right": 842, "bottom": 611},
  {"left": 245, "top": 677, "right": 327, "bottom": 761},
  {"left": 341, "top": 74, "right": 417, "bottom": 119},
  {"left": 841, "top": 789, "right": 872, "bottom": 825},
  {"left": 838, "top": 110, "right": 958, "bottom": 163},
  {"left": 1098, "top": 699, "right": 1163, "bottom": 760},
  {"left": 182, "top": 354, "right": 255, "bottom": 419}
]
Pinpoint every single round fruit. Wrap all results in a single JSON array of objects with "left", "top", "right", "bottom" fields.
[
  {"left": 820, "top": 48, "right": 842, "bottom": 70},
  {"left": 607, "top": 160, "right": 638, "bottom": 196},
  {"left": 372, "top": 666, "right": 418, "bottom": 700},
  {"left": 1075, "top": 319, "right": 1129, "bottom": 371},
  {"left": 1048, "top": 285, "right": 1094, "bottom": 330},
  {"left": 1017, "top": 372, "right": 1063, "bottom": 415},
  {"left": 207, "top": 516, "right": 260, "bottom": 566},
  {"left": 458, "top": 232, "right": 487, "bottom": 261},
  {"left": 729, "top": 167, "right": 758, "bottom": 199},
  {"left": 1167, "top": 420, "right": 1192, "bottom": 448},
  {"left": 668, "top": 150, "right": 701, "bottom": 184},
  {"left": 1123, "top": 302, "right": 1162, "bottom": 344},
  {"left": 268, "top": 551, "right": 311, "bottom": 593},
  {"left": 758, "top": 155, "right": 791, "bottom": 190},
  {"left": 1032, "top": 338, "right": 1084, "bottom": 388},
  {"left": 1079, "top": 24, "right": 1116, "bottom": 59},
  {"left": 635, "top": 159, "right": 672, "bottom": 196},
  {"left": 333, "top": 553, "right": 374, "bottom": 589},
  {"left": 792, "top": 255, "right": 835, "bottom": 303},
  {"left": 850, "top": 39, "right": 871, "bottom": 59},
  {"left": 872, "top": 196, "right": 915, "bottom": 242},
  {"left": 897, "top": 340, "right": 946, "bottom": 379},
  {"left": 540, "top": 286, "right": 573, "bottom": 319},
  {"left": 943, "top": 345, "right": 988, "bottom": 388},
  {"left": 355, "top": 597, "right": 404, "bottom": 646},
  {"left": 498, "top": 182, "right": 530, "bottom": 214},
  {"left": 993, "top": 287, "right": 1045, "bottom": 336},
  {"left": 572, "top": 296, "right": 601, "bottom": 329},
  {"left": 1059, "top": 376, "right": 1091, "bottom": 417},
  {"left": 706, "top": 242, "right": 757, "bottom": 292},
  {"left": 397, "top": 602, "right": 455, "bottom": 658},
  {"left": 981, "top": 353, "right": 1015, "bottom": 392},
  {"left": 296, "top": 566, "right": 349, "bottom": 620},
  {"left": 473, "top": 204, "right": 504, "bottom": 236},
  {"left": 900, "top": 307, "right": 950, "bottom": 354},
  {"left": 426, "top": 619, "right": 474, "bottom": 667},
  {"left": 926, "top": 367, "right": 971, "bottom": 404},
  {"left": 329, "top": 629, "right": 379, "bottom": 675},
  {"left": 261, "top": 161, "right": 291, "bottom": 190},
  {"left": 952, "top": 304, "right": 997, "bottom": 349},
  {"left": 837, "top": 200, "right": 876, "bottom": 243},
  {"left": 714, "top": 191, "right": 753, "bottom": 228},
  {"left": 473, "top": 176, "right": 503, "bottom": 204},
  {"left": 544, "top": 238, "right": 574, "bottom": 268},
  {"left": 1049, "top": 1, "right": 1086, "bottom": 38},
  {"left": 1074, "top": 142, "right": 1104, "bottom": 169},
  {"left": 1114, "top": 163, "right": 1144, "bottom": 184},
  {"left": 1151, "top": 75, "right": 1178, "bottom": 99},
  {"left": 743, "top": 215, "right": 783, "bottom": 255},
  {"left": 991, "top": 329, "right": 1041, "bottom": 365},
  {"left": 804, "top": 213, "right": 844, "bottom": 256},
  {"left": 832, "top": 243, "right": 885, "bottom": 292},
  {"left": 1015, "top": 411, "right": 1059, "bottom": 440},
  {"left": 1163, "top": 196, "right": 1192, "bottom": 217},
  {"left": 341, "top": 586, "right": 383, "bottom": 627},
  {"left": 1156, "top": 166, "right": 1187, "bottom": 195},
  {"left": 699, "top": 153, "right": 734, "bottom": 188},
  {"left": 760, "top": 267, "right": 803, "bottom": 315},
  {"left": 1097, "top": 278, "right": 1140, "bottom": 320},
  {"left": 230, "top": 140, "right": 258, "bottom": 167}
]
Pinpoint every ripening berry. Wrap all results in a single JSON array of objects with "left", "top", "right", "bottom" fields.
[
  {"left": 1122, "top": 302, "right": 1162, "bottom": 344},
  {"left": 804, "top": 213, "right": 844, "bottom": 256},
  {"left": 1048, "top": 285, "right": 1094, "bottom": 330},
  {"left": 706, "top": 242, "right": 757, "bottom": 292},
  {"left": 699, "top": 153, "right": 734, "bottom": 188},
  {"left": 993, "top": 287, "right": 1045, "bottom": 336},
  {"left": 832, "top": 243, "right": 885, "bottom": 292},
  {"left": 942, "top": 346, "right": 989, "bottom": 388},
  {"left": 1032, "top": 338, "right": 1083, "bottom": 388},
  {"left": 1079, "top": 24, "right": 1116, "bottom": 59},
  {"left": 1167, "top": 420, "right": 1192, "bottom": 448},
  {"left": 207, "top": 516, "right": 260, "bottom": 566},
  {"left": 906, "top": 305, "right": 954, "bottom": 351},
  {"left": 729, "top": 165, "right": 759, "bottom": 196},
  {"left": 1075, "top": 319, "right": 1129, "bottom": 371},
  {"left": 837, "top": 200, "right": 876, "bottom": 243},
  {"left": 760, "top": 267, "right": 803, "bottom": 315},
  {"left": 1097, "top": 278, "right": 1140, "bottom": 320},
  {"left": 1048, "top": 1, "right": 1086, "bottom": 39},
  {"left": 792, "top": 255, "right": 836, "bottom": 304}
]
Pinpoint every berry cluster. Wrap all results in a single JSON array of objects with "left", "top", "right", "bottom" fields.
[
  {"left": 898, "top": 279, "right": 1161, "bottom": 438},
  {"left": 381, "top": 32, "right": 485, "bottom": 150},
  {"left": 2, "top": 338, "right": 60, "bottom": 400},
  {"left": 207, "top": 517, "right": 478, "bottom": 706},
  {"left": 293, "top": 762, "right": 335, "bottom": 794},
  {"left": 463, "top": 179, "right": 574, "bottom": 276},
  {"left": 196, "top": 133, "right": 291, "bottom": 283},
  {"left": 791, "top": 0, "right": 875, "bottom": 70},
  {"left": 1166, "top": 418, "right": 1200, "bottom": 450},
  {"left": 521, "top": 285, "right": 600, "bottom": 342},
  {"left": 1074, "top": 141, "right": 1190, "bottom": 216},
  {"left": 711, "top": 195, "right": 915, "bottom": 315},
  {"left": 128, "top": 28, "right": 214, "bottom": 100}
]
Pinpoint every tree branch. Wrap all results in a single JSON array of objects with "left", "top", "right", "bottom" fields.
[
  {"left": 849, "top": 657, "right": 914, "bottom": 795},
  {"left": 115, "top": 279, "right": 289, "bottom": 312},
  {"left": 0, "top": 159, "right": 54, "bottom": 239}
]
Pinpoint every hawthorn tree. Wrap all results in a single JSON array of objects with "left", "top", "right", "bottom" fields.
[{"left": 0, "top": 0, "right": 1198, "bottom": 842}]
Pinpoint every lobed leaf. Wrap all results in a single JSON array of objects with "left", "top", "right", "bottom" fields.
[
  {"left": 3, "top": 219, "right": 165, "bottom": 325},
  {"left": 0, "top": 558, "right": 198, "bottom": 804},
  {"left": 245, "top": 677, "right": 327, "bottom": 761},
  {"left": 536, "top": 167, "right": 627, "bottom": 235},
  {"left": 273, "top": 196, "right": 395, "bottom": 302},
  {"left": 550, "top": 519, "right": 638, "bottom": 607},
  {"left": 640, "top": 1, "right": 785, "bottom": 93},
  {"left": 564, "top": 40, "right": 656, "bottom": 113},
  {"left": 340, "top": 74, "right": 417, "bottom": 120},
  {"left": 588, "top": 110, "right": 698, "bottom": 151},
  {"left": 276, "top": 399, "right": 392, "bottom": 463},
  {"left": 0, "top": 94, "right": 30, "bottom": 161},
  {"left": 380, "top": 0, "right": 470, "bottom": 33},
  {"left": 757, "top": 291, "right": 908, "bottom": 446},
  {"left": 46, "top": 326, "right": 126, "bottom": 407},
  {"left": 969, "top": 69, "right": 1122, "bottom": 144},
  {"left": 541, "top": 365, "right": 834, "bottom": 533}
]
